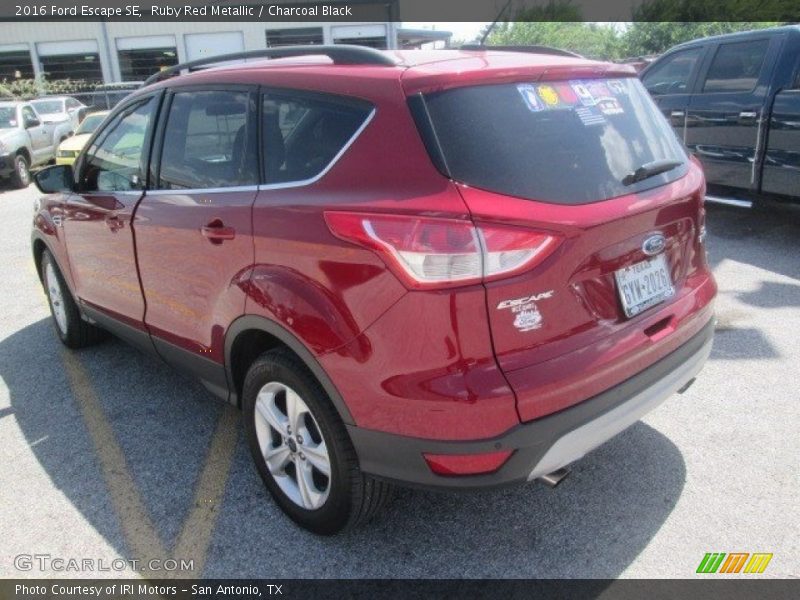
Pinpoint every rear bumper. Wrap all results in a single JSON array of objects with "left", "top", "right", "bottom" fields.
[{"left": 348, "top": 315, "right": 714, "bottom": 490}]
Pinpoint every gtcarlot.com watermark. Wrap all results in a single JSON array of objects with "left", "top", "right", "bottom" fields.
[{"left": 14, "top": 554, "right": 194, "bottom": 573}]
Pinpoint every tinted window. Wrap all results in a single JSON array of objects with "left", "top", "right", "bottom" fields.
[
  {"left": 81, "top": 97, "right": 156, "bottom": 192},
  {"left": 76, "top": 113, "right": 106, "bottom": 135},
  {"left": 262, "top": 92, "right": 371, "bottom": 184},
  {"left": 0, "top": 106, "right": 16, "bottom": 128},
  {"left": 422, "top": 78, "right": 688, "bottom": 205},
  {"left": 158, "top": 90, "right": 256, "bottom": 190},
  {"left": 702, "top": 40, "right": 769, "bottom": 93},
  {"left": 21, "top": 106, "right": 37, "bottom": 126},
  {"left": 642, "top": 47, "right": 704, "bottom": 96},
  {"left": 31, "top": 100, "right": 63, "bottom": 114}
]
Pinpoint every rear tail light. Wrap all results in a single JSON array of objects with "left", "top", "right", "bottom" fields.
[{"left": 324, "top": 212, "right": 560, "bottom": 289}]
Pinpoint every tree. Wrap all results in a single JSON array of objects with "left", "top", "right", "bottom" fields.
[
  {"left": 622, "top": 22, "right": 783, "bottom": 56},
  {"left": 488, "top": 22, "right": 623, "bottom": 59}
]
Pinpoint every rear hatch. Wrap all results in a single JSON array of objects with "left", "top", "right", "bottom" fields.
[{"left": 415, "top": 75, "right": 710, "bottom": 421}]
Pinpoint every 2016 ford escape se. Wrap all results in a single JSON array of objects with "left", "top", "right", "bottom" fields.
[{"left": 32, "top": 46, "right": 716, "bottom": 534}]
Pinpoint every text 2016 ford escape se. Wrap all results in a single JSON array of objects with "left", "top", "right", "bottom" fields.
[{"left": 32, "top": 46, "right": 716, "bottom": 534}]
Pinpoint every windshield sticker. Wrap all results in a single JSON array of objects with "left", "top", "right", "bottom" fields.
[
  {"left": 9, "top": 120, "right": 17, "bottom": 127},
  {"left": 570, "top": 81, "right": 596, "bottom": 106},
  {"left": 576, "top": 106, "right": 606, "bottom": 126},
  {"left": 517, "top": 84, "right": 544, "bottom": 112}
]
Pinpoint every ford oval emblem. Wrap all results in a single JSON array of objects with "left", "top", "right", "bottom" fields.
[{"left": 642, "top": 233, "right": 666, "bottom": 256}]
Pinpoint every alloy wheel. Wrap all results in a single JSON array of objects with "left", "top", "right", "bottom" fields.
[
  {"left": 45, "top": 262, "right": 68, "bottom": 334},
  {"left": 253, "top": 381, "right": 331, "bottom": 510}
]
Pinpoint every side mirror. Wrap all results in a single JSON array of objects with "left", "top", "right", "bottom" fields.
[
  {"left": 24, "top": 117, "right": 41, "bottom": 128},
  {"left": 34, "top": 164, "right": 73, "bottom": 194}
]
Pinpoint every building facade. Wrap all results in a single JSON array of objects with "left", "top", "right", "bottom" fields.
[{"left": 0, "top": 22, "right": 451, "bottom": 85}]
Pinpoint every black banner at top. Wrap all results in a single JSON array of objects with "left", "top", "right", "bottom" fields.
[{"left": 2, "top": 0, "right": 800, "bottom": 22}]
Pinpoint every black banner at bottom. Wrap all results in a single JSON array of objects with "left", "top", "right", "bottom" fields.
[{"left": 1, "top": 579, "right": 798, "bottom": 600}]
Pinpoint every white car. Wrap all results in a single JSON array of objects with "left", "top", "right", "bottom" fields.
[{"left": 30, "top": 97, "right": 86, "bottom": 132}]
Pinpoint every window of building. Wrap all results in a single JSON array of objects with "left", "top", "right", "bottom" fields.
[
  {"left": 118, "top": 47, "right": 177, "bottom": 81},
  {"left": 334, "top": 37, "right": 387, "bottom": 49},
  {"left": 40, "top": 53, "right": 102, "bottom": 83},
  {"left": 331, "top": 25, "right": 388, "bottom": 50},
  {"left": 185, "top": 32, "right": 245, "bottom": 71},
  {"left": 0, "top": 49, "right": 34, "bottom": 80},
  {"left": 262, "top": 90, "right": 372, "bottom": 184},
  {"left": 642, "top": 47, "right": 704, "bottom": 96},
  {"left": 702, "top": 40, "right": 770, "bottom": 94},
  {"left": 158, "top": 90, "right": 257, "bottom": 190},
  {"left": 266, "top": 28, "right": 324, "bottom": 47}
]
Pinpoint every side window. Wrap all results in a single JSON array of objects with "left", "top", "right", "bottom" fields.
[
  {"left": 81, "top": 96, "right": 156, "bottom": 192},
  {"left": 642, "top": 47, "right": 704, "bottom": 96},
  {"left": 66, "top": 98, "right": 80, "bottom": 110},
  {"left": 702, "top": 40, "right": 770, "bottom": 93},
  {"left": 158, "top": 90, "right": 256, "bottom": 190},
  {"left": 21, "top": 106, "right": 38, "bottom": 126},
  {"left": 262, "top": 91, "right": 372, "bottom": 184}
]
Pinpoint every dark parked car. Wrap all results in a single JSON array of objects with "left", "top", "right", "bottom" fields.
[
  {"left": 641, "top": 25, "right": 800, "bottom": 208},
  {"left": 32, "top": 46, "right": 716, "bottom": 534}
]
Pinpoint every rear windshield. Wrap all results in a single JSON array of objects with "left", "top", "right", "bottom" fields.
[{"left": 420, "top": 77, "right": 688, "bottom": 204}]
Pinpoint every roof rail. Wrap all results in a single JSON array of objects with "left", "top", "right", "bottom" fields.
[
  {"left": 143, "top": 45, "right": 398, "bottom": 86},
  {"left": 460, "top": 44, "right": 583, "bottom": 59}
]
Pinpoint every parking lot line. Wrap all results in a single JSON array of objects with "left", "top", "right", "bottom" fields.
[
  {"left": 60, "top": 349, "right": 238, "bottom": 578},
  {"left": 173, "top": 405, "right": 239, "bottom": 576}
]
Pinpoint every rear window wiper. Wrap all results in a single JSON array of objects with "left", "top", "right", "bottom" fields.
[{"left": 622, "top": 159, "right": 683, "bottom": 186}]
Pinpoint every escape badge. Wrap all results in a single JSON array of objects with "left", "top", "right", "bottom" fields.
[{"left": 497, "top": 291, "right": 554, "bottom": 332}]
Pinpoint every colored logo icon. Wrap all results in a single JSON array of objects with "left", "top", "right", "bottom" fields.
[{"left": 697, "top": 552, "right": 773, "bottom": 574}]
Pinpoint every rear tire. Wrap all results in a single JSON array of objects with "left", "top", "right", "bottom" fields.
[
  {"left": 10, "top": 154, "right": 30, "bottom": 189},
  {"left": 243, "top": 348, "right": 393, "bottom": 534},
  {"left": 41, "top": 250, "right": 106, "bottom": 348}
]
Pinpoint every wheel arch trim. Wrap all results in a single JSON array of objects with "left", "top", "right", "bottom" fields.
[{"left": 225, "top": 314, "right": 355, "bottom": 425}]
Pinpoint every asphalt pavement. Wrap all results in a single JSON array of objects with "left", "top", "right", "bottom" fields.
[{"left": 0, "top": 182, "right": 797, "bottom": 579}]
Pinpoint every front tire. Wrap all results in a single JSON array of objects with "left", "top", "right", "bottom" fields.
[
  {"left": 41, "top": 250, "right": 106, "bottom": 348},
  {"left": 243, "top": 349, "right": 393, "bottom": 534},
  {"left": 10, "top": 154, "right": 30, "bottom": 189}
]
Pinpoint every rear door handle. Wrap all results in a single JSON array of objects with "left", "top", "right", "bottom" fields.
[
  {"left": 201, "top": 219, "right": 236, "bottom": 244},
  {"left": 670, "top": 110, "right": 685, "bottom": 118},
  {"left": 739, "top": 111, "right": 758, "bottom": 122}
]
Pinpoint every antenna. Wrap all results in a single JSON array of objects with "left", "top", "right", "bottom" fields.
[{"left": 479, "top": 0, "right": 514, "bottom": 46}]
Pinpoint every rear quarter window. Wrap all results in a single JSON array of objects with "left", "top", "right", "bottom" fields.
[
  {"left": 701, "top": 39, "right": 770, "bottom": 93},
  {"left": 419, "top": 77, "right": 688, "bottom": 205},
  {"left": 261, "top": 91, "right": 372, "bottom": 185}
]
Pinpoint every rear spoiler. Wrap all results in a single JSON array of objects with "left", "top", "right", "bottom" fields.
[{"left": 460, "top": 44, "right": 584, "bottom": 59}]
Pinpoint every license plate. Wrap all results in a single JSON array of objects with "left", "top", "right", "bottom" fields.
[{"left": 614, "top": 254, "right": 674, "bottom": 318}]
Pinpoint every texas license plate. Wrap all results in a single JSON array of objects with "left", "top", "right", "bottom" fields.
[{"left": 615, "top": 254, "right": 674, "bottom": 318}]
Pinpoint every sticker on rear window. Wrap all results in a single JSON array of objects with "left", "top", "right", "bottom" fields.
[
  {"left": 553, "top": 83, "right": 579, "bottom": 105},
  {"left": 597, "top": 97, "right": 624, "bottom": 116},
  {"left": 570, "top": 81, "right": 596, "bottom": 106},
  {"left": 536, "top": 84, "right": 561, "bottom": 107},
  {"left": 517, "top": 84, "right": 544, "bottom": 112},
  {"left": 576, "top": 106, "right": 606, "bottom": 126}
]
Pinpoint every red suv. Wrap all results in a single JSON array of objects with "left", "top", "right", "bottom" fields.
[{"left": 32, "top": 46, "right": 716, "bottom": 534}]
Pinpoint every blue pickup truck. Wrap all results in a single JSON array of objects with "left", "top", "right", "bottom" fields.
[{"left": 641, "top": 25, "right": 800, "bottom": 208}]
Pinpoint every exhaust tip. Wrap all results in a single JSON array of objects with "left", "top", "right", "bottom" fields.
[
  {"left": 677, "top": 377, "right": 696, "bottom": 394},
  {"left": 537, "top": 467, "right": 569, "bottom": 488}
]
